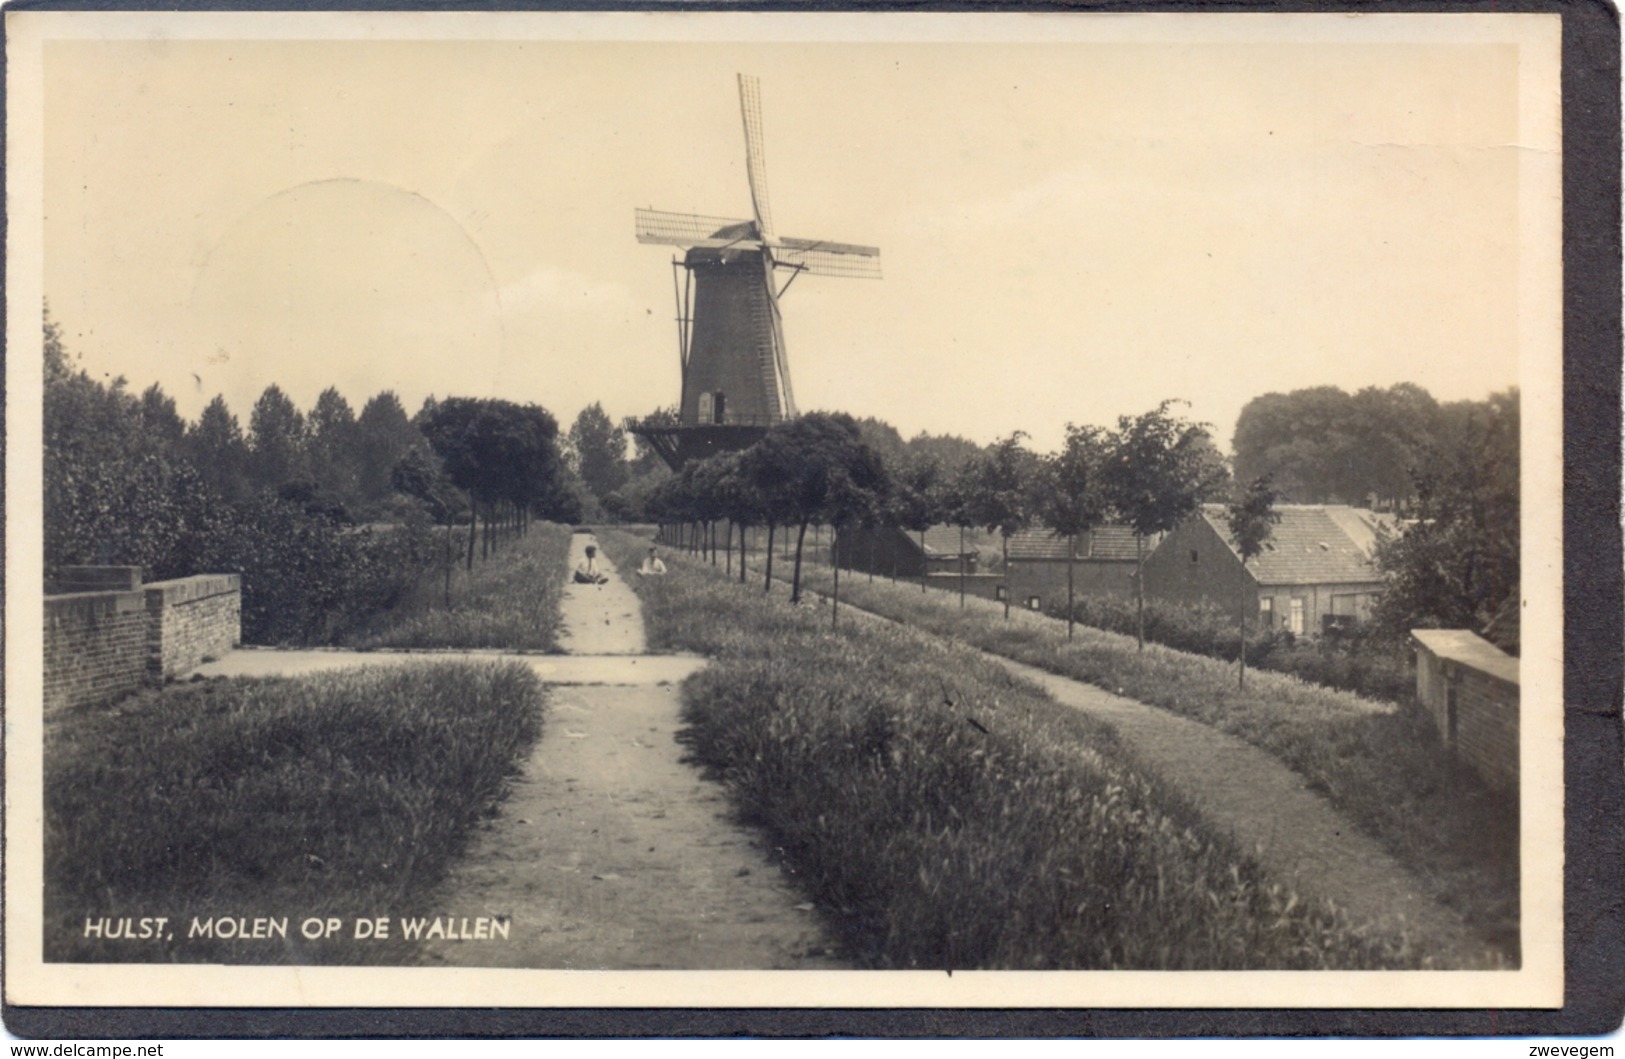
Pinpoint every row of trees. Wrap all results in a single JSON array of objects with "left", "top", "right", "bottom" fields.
[
  {"left": 44, "top": 309, "right": 585, "bottom": 640},
  {"left": 1231, "top": 382, "right": 1512, "bottom": 511},
  {"left": 643, "top": 401, "right": 1232, "bottom": 645}
]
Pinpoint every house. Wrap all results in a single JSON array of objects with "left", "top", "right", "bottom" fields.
[
  {"left": 1002, "top": 525, "right": 1146, "bottom": 613},
  {"left": 1140, "top": 505, "right": 1395, "bottom": 636}
]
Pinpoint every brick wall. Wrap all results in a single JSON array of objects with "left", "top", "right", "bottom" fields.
[
  {"left": 44, "top": 571, "right": 241, "bottom": 712},
  {"left": 145, "top": 574, "right": 242, "bottom": 681},
  {"left": 44, "top": 591, "right": 149, "bottom": 712},
  {"left": 1142, "top": 516, "right": 1259, "bottom": 615},
  {"left": 1412, "top": 630, "right": 1520, "bottom": 792},
  {"left": 1007, "top": 559, "right": 1138, "bottom": 611}
]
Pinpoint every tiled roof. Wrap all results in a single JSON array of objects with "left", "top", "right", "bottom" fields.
[
  {"left": 1082, "top": 526, "right": 1145, "bottom": 561},
  {"left": 920, "top": 524, "right": 980, "bottom": 557},
  {"left": 1199, "top": 505, "right": 1391, "bottom": 586},
  {"left": 1007, "top": 525, "right": 1144, "bottom": 562}
]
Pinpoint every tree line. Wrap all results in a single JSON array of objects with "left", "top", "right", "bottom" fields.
[
  {"left": 45, "top": 297, "right": 1519, "bottom": 652},
  {"left": 637, "top": 401, "right": 1230, "bottom": 647},
  {"left": 43, "top": 310, "right": 585, "bottom": 642}
]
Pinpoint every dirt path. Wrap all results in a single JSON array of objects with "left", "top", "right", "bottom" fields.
[
  {"left": 195, "top": 535, "right": 845, "bottom": 969},
  {"left": 803, "top": 583, "right": 1501, "bottom": 969},
  {"left": 417, "top": 534, "right": 845, "bottom": 969}
]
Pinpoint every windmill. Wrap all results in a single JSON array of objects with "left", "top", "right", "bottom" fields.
[{"left": 630, "top": 74, "right": 881, "bottom": 470}]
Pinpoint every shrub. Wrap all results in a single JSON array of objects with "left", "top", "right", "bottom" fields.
[
  {"left": 341, "top": 521, "right": 573, "bottom": 651},
  {"left": 1050, "top": 594, "right": 1413, "bottom": 705},
  {"left": 193, "top": 498, "right": 439, "bottom": 646}
]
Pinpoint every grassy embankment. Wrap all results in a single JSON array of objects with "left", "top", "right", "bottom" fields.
[
  {"left": 339, "top": 521, "right": 574, "bottom": 651},
  {"left": 46, "top": 662, "right": 547, "bottom": 964},
  {"left": 599, "top": 529, "right": 1418, "bottom": 969},
  {"left": 759, "top": 554, "right": 1519, "bottom": 960}
]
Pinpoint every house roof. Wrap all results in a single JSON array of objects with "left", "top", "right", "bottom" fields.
[
  {"left": 920, "top": 525, "right": 977, "bottom": 557},
  {"left": 1196, "top": 504, "right": 1395, "bottom": 586},
  {"left": 1007, "top": 525, "right": 1144, "bottom": 562}
]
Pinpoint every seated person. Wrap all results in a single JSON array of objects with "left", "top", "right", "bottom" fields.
[
  {"left": 573, "top": 544, "right": 610, "bottom": 585},
  {"left": 637, "top": 547, "right": 667, "bottom": 577}
]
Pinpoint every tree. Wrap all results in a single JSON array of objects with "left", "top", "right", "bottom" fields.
[
  {"left": 307, "top": 387, "right": 361, "bottom": 503},
  {"left": 1104, "top": 400, "right": 1230, "bottom": 650},
  {"left": 890, "top": 452, "right": 945, "bottom": 593},
  {"left": 1034, "top": 423, "right": 1110, "bottom": 640},
  {"left": 185, "top": 395, "right": 250, "bottom": 504},
  {"left": 246, "top": 385, "right": 308, "bottom": 493},
  {"left": 745, "top": 412, "right": 888, "bottom": 605},
  {"left": 418, "top": 397, "right": 566, "bottom": 569},
  {"left": 137, "top": 384, "right": 187, "bottom": 453},
  {"left": 1370, "top": 389, "right": 1519, "bottom": 647},
  {"left": 1232, "top": 383, "right": 1443, "bottom": 509},
  {"left": 44, "top": 311, "right": 211, "bottom": 579},
  {"left": 355, "top": 391, "right": 421, "bottom": 505},
  {"left": 821, "top": 434, "right": 889, "bottom": 628},
  {"left": 963, "top": 432, "right": 1038, "bottom": 620},
  {"left": 568, "top": 402, "right": 630, "bottom": 508},
  {"left": 1225, "top": 475, "right": 1282, "bottom": 688},
  {"left": 941, "top": 453, "right": 985, "bottom": 609}
]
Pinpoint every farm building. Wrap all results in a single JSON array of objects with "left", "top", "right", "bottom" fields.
[
  {"left": 1140, "top": 505, "right": 1396, "bottom": 636},
  {"left": 1411, "top": 629, "right": 1519, "bottom": 792},
  {"left": 1001, "top": 526, "right": 1145, "bottom": 613},
  {"left": 833, "top": 524, "right": 986, "bottom": 580}
]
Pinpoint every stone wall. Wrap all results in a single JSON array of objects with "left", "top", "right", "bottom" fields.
[
  {"left": 1412, "top": 629, "right": 1520, "bottom": 793},
  {"left": 44, "top": 590, "right": 149, "bottom": 712},
  {"left": 44, "top": 571, "right": 241, "bottom": 712},
  {"left": 145, "top": 574, "right": 242, "bottom": 681}
]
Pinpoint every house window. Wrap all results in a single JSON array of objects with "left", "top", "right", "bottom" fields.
[
  {"left": 713, "top": 391, "right": 727, "bottom": 424},
  {"left": 1288, "top": 597, "right": 1306, "bottom": 636},
  {"left": 697, "top": 392, "right": 713, "bottom": 423},
  {"left": 995, "top": 585, "right": 1008, "bottom": 601},
  {"left": 1259, "top": 597, "right": 1274, "bottom": 628},
  {"left": 1190, "top": 549, "right": 1199, "bottom": 564},
  {"left": 1027, "top": 596, "right": 1042, "bottom": 611}
]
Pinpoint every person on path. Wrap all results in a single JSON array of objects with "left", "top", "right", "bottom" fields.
[
  {"left": 637, "top": 547, "right": 668, "bottom": 577},
  {"left": 574, "top": 544, "right": 610, "bottom": 585}
]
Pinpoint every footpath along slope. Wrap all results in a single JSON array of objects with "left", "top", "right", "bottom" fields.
[
  {"left": 782, "top": 564, "right": 1500, "bottom": 968},
  {"left": 417, "top": 534, "right": 844, "bottom": 969}
]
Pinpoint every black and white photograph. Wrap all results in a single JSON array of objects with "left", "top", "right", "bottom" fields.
[{"left": 5, "top": 9, "right": 1568, "bottom": 1015}]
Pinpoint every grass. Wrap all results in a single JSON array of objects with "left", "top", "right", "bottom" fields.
[
  {"left": 598, "top": 529, "right": 1420, "bottom": 969},
  {"left": 338, "top": 522, "right": 574, "bottom": 651},
  {"left": 754, "top": 552, "right": 1519, "bottom": 961},
  {"left": 44, "top": 661, "right": 546, "bottom": 964}
]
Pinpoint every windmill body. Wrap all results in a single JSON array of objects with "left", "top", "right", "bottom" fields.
[{"left": 631, "top": 75, "right": 880, "bottom": 470}]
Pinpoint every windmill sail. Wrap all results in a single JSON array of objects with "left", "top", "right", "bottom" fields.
[
  {"left": 738, "top": 73, "right": 776, "bottom": 245},
  {"left": 635, "top": 208, "right": 760, "bottom": 250},
  {"left": 777, "top": 237, "right": 883, "bottom": 280}
]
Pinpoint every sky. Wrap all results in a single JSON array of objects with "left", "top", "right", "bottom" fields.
[{"left": 39, "top": 16, "right": 1546, "bottom": 455}]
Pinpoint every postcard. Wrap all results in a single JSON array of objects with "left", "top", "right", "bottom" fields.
[{"left": 5, "top": 8, "right": 1568, "bottom": 1017}]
